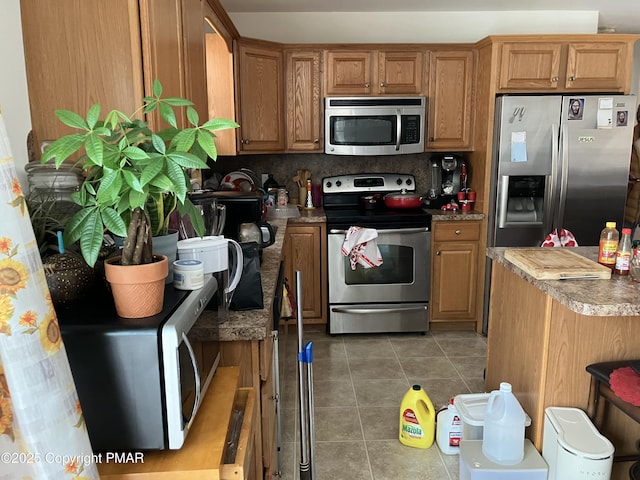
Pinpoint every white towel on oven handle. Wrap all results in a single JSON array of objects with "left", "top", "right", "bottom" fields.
[{"left": 341, "top": 226, "right": 383, "bottom": 270}]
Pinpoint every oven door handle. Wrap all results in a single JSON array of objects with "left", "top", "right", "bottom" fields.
[
  {"left": 331, "top": 306, "right": 428, "bottom": 314},
  {"left": 329, "top": 227, "right": 430, "bottom": 235},
  {"left": 181, "top": 331, "right": 201, "bottom": 425},
  {"left": 395, "top": 109, "right": 402, "bottom": 151}
]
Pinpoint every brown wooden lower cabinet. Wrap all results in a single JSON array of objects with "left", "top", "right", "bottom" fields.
[
  {"left": 282, "top": 222, "right": 327, "bottom": 324},
  {"left": 429, "top": 220, "right": 480, "bottom": 330},
  {"left": 486, "top": 263, "right": 640, "bottom": 480},
  {"left": 221, "top": 334, "right": 278, "bottom": 480}
]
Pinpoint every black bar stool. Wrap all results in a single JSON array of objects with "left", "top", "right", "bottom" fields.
[{"left": 586, "top": 360, "right": 640, "bottom": 478}]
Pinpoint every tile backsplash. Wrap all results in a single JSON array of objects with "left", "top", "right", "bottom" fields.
[{"left": 206, "top": 152, "right": 465, "bottom": 202}]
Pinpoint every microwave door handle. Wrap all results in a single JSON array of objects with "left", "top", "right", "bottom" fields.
[
  {"left": 181, "top": 332, "right": 201, "bottom": 424},
  {"left": 395, "top": 109, "right": 401, "bottom": 151}
]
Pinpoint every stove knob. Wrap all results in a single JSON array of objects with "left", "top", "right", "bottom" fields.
[
  {"left": 336, "top": 180, "right": 342, "bottom": 188},
  {"left": 325, "top": 181, "right": 332, "bottom": 189},
  {"left": 396, "top": 178, "right": 402, "bottom": 185},
  {"left": 406, "top": 178, "right": 413, "bottom": 186}
]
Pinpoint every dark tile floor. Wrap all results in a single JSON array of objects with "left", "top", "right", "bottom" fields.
[{"left": 275, "top": 325, "right": 488, "bottom": 480}]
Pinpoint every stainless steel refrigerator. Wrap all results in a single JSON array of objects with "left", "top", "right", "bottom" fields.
[{"left": 483, "top": 94, "right": 636, "bottom": 332}]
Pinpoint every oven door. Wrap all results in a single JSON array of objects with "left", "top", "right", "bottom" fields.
[{"left": 328, "top": 227, "right": 430, "bottom": 304}]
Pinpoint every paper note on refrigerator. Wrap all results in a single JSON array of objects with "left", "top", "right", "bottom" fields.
[{"left": 511, "top": 131, "right": 527, "bottom": 163}]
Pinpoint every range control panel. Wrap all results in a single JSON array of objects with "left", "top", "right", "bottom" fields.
[{"left": 323, "top": 173, "right": 416, "bottom": 194}]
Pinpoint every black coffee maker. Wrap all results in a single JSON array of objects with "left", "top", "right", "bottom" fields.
[{"left": 425, "top": 154, "right": 467, "bottom": 208}]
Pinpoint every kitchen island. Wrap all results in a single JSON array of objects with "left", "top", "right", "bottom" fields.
[{"left": 486, "top": 246, "right": 640, "bottom": 480}]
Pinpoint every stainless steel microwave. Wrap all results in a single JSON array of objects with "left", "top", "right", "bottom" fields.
[
  {"left": 59, "top": 275, "right": 220, "bottom": 451},
  {"left": 324, "top": 96, "right": 426, "bottom": 155}
]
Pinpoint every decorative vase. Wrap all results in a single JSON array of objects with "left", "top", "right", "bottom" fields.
[
  {"left": 104, "top": 254, "right": 168, "bottom": 318},
  {"left": 152, "top": 229, "right": 179, "bottom": 284}
]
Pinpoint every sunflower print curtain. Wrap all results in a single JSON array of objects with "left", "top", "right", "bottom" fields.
[{"left": 0, "top": 109, "right": 98, "bottom": 479}]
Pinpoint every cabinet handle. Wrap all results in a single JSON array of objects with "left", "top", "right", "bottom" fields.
[
  {"left": 242, "top": 139, "right": 250, "bottom": 145},
  {"left": 568, "top": 76, "right": 575, "bottom": 81},
  {"left": 313, "top": 138, "right": 319, "bottom": 143},
  {"left": 364, "top": 82, "right": 370, "bottom": 88},
  {"left": 436, "top": 251, "right": 441, "bottom": 256},
  {"left": 551, "top": 76, "right": 559, "bottom": 82},
  {"left": 380, "top": 82, "right": 385, "bottom": 87},
  {"left": 455, "top": 229, "right": 461, "bottom": 235}
]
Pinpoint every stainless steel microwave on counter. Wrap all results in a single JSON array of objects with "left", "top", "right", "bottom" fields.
[
  {"left": 58, "top": 275, "right": 220, "bottom": 451},
  {"left": 324, "top": 96, "right": 426, "bottom": 155}
]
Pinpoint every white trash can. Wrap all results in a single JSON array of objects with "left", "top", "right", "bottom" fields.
[{"left": 542, "top": 406, "right": 614, "bottom": 480}]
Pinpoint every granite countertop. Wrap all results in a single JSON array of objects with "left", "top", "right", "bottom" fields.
[
  {"left": 425, "top": 208, "right": 485, "bottom": 221},
  {"left": 193, "top": 208, "right": 327, "bottom": 342},
  {"left": 488, "top": 246, "right": 640, "bottom": 316}
]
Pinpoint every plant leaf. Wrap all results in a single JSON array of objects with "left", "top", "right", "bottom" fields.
[
  {"left": 151, "top": 133, "right": 166, "bottom": 154},
  {"left": 149, "top": 173, "right": 175, "bottom": 192},
  {"left": 202, "top": 118, "right": 239, "bottom": 131},
  {"left": 163, "top": 97, "right": 193, "bottom": 107},
  {"left": 84, "top": 133, "right": 104, "bottom": 166},
  {"left": 178, "top": 198, "right": 205, "bottom": 238},
  {"left": 167, "top": 151, "right": 208, "bottom": 170},
  {"left": 140, "top": 157, "right": 164, "bottom": 186},
  {"left": 55, "top": 109, "right": 89, "bottom": 130},
  {"left": 123, "top": 146, "right": 150, "bottom": 161},
  {"left": 101, "top": 207, "right": 127, "bottom": 237},
  {"left": 165, "top": 162, "right": 187, "bottom": 202},
  {"left": 122, "top": 169, "right": 143, "bottom": 193},
  {"left": 152, "top": 78, "right": 162, "bottom": 97},
  {"left": 159, "top": 103, "right": 177, "bottom": 128},
  {"left": 86, "top": 104, "right": 101, "bottom": 129},
  {"left": 78, "top": 209, "right": 105, "bottom": 267},
  {"left": 128, "top": 189, "right": 147, "bottom": 210},
  {"left": 196, "top": 131, "right": 217, "bottom": 160},
  {"left": 186, "top": 106, "right": 199, "bottom": 126},
  {"left": 172, "top": 128, "right": 197, "bottom": 152},
  {"left": 64, "top": 208, "right": 96, "bottom": 244},
  {"left": 96, "top": 169, "right": 122, "bottom": 205},
  {"left": 41, "top": 134, "right": 86, "bottom": 167}
]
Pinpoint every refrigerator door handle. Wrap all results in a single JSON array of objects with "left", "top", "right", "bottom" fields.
[
  {"left": 546, "top": 123, "right": 560, "bottom": 234},
  {"left": 497, "top": 175, "right": 509, "bottom": 228},
  {"left": 556, "top": 123, "right": 570, "bottom": 229}
]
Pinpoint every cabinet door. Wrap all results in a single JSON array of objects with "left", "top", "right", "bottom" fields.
[
  {"left": 565, "top": 42, "right": 629, "bottom": 91},
  {"left": 181, "top": 0, "right": 208, "bottom": 122},
  {"left": 426, "top": 50, "right": 474, "bottom": 150},
  {"left": 285, "top": 50, "right": 322, "bottom": 151},
  {"left": 378, "top": 50, "right": 424, "bottom": 94},
  {"left": 325, "top": 51, "right": 373, "bottom": 95},
  {"left": 237, "top": 44, "right": 285, "bottom": 152},
  {"left": 431, "top": 241, "right": 478, "bottom": 321},
  {"left": 139, "top": 0, "right": 187, "bottom": 129},
  {"left": 283, "top": 225, "right": 325, "bottom": 322},
  {"left": 430, "top": 221, "right": 480, "bottom": 324},
  {"left": 498, "top": 42, "right": 563, "bottom": 90},
  {"left": 20, "top": 0, "right": 145, "bottom": 155}
]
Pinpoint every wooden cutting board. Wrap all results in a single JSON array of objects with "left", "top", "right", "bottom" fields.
[{"left": 503, "top": 248, "right": 612, "bottom": 280}]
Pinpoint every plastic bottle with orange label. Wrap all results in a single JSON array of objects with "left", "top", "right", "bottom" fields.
[
  {"left": 399, "top": 384, "right": 436, "bottom": 448},
  {"left": 598, "top": 221, "right": 619, "bottom": 269}
]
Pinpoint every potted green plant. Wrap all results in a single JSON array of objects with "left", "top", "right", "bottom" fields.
[{"left": 41, "top": 79, "right": 238, "bottom": 317}]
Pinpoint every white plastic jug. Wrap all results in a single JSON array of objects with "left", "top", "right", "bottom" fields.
[{"left": 482, "top": 382, "right": 526, "bottom": 465}]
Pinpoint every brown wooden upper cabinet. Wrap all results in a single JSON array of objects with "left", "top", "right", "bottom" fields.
[
  {"left": 498, "top": 41, "right": 631, "bottom": 92},
  {"left": 285, "top": 50, "right": 323, "bottom": 152},
  {"left": 236, "top": 42, "right": 285, "bottom": 152},
  {"left": 21, "top": 0, "right": 198, "bottom": 156},
  {"left": 325, "top": 50, "right": 424, "bottom": 96},
  {"left": 426, "top": 50, "right": 475, "bottom": 151}
]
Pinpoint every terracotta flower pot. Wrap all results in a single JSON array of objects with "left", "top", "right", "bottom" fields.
[{"left": 104, "top": 254, "right": 169, "bottom": 318}]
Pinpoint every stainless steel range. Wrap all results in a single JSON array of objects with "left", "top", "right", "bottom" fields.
[{"left": 323, "top": 173, "right": 431, "bottom": 334}]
